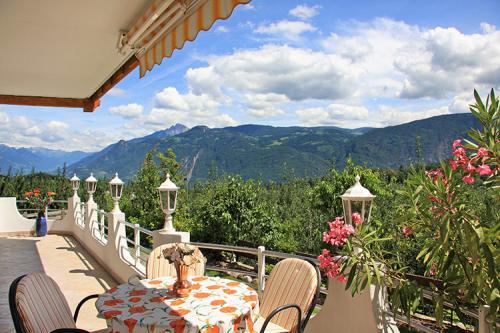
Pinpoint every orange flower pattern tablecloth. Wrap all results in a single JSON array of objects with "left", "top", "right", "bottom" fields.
[{"left": 95, "top": 276, "right": 259, "bottom": 333}]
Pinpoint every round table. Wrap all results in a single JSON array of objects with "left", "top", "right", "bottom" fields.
[{"left": 96, "top": 276, "right": 259, "bottom": 333}]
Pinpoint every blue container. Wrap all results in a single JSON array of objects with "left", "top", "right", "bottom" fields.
[{"left": 36, "top": 212, "right": 47, "bottom": 237}]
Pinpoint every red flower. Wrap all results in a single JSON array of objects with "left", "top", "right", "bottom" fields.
[
  {"left": 476, "top": 164, "right": 493, "bottom": 176},
  {"left": 352, "top": 212, "right": 362, "bottom": 225},
  {"left": 25, "top": 191, "right": 33, "bottom": 197},
  {"left": 477, "top": 147, "right": 489, "bottom": 157},
  {"left": 462, "top": 174, "right": 474, "bottom": 184},
  {"left": 449, "top": 159, "right": 459, "bottom": 170},
  {"left": 402, "top": 226, "right": 413, "bottom": 237},
  {"left": 33, "top": 188, "right": 41, "bottom": 193},
  {"left": 47, "top": 192, "right": 56, "bottom": 197},
  {"left": 452, "top": 139, "right": 462, "bottom": 150}
]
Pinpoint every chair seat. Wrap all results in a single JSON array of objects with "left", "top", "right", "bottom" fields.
[{"left": 253, "top": 317, "right": 290, "bottom": 333}]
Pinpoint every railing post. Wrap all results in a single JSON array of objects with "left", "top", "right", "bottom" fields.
[
  {"left": 134, "top": 224, "right": 140, "bottom": 265},
  {"left": 100, "top": 213, "right": 105, "bottom": 238},
  {"left": 478, "top": 305, "right": 492, "bottom": 333},
  {"left": 257, "top": 245, "right": 266, "bottom": 297}
]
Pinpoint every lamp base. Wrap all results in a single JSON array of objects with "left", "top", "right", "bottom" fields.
[{"left": 152, "top": 230, "right": 190, "bottom": 248}]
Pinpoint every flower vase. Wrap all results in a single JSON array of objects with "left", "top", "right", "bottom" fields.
[
  {"left": 174, "top": 263, "right": 192, "bottom": 297},
  {"left": 36, "top": 211, "right": 47, "bottom": 237}
]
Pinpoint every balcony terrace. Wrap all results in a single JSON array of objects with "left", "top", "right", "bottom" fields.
[
  {"left": 0, "top": 191, "right": 495, "bottom": 333},
  {"left": 0, "top": 235, "right": 115, "bottom": 332}
]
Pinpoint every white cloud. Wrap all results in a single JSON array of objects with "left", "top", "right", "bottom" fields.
[
  {"left": 241, "top": 3, "right": 255, "bottom": 10},
  {"left": 296, "top": 104, "right": 370, "bottom": 127},
  {"left": 255, "top": 20, "right": 317, "bottom": 41},
  {"left": 188, "top": 44, "right": 358, "bottom": 103},
  {"left": 244, "top": 93, "right": 288, "bottom": 117},
  {"left": 321, "top": 18, "right": 500, "bottom": 100},
  {"left": 109, "top": 103, "right": 144, "bottom": 119},
  {"left": 47, "top": 120, "right": 69, "bottom": 130},
  {"left": 216, "top": 26, "right": 229, "bottom": 33},
  {"left": 295, "top": 94, "right": 473, "bottom": 128},
  {"left": 375, "top": 105, "right": 449, "bottom": 127},
  {"left": 289, "top": 4, "right": 321, "bottom": 20},
  {"left": 145, "top": 87, "right": 237, "bottom": 128},
  {"left": 108, "top": 87, "right": 126, "bottom": 96},
  {"left": 0, "top": 111, "right": 116, "bottom": 152}
]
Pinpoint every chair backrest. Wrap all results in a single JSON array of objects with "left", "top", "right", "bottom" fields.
[
  {"left": 259, "top": 258, "right": 320, "bottom": 333},
  {"left": 9, "top": 273, "right": 76, "bottom": 333},
  {"left": 146, "top": 244, "right": 206, "bottom": 279}
]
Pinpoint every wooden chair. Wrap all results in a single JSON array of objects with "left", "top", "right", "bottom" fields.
[
  {"left": 255, "top": 258, "right": 321, "bottom": 333},
  {"left": 9, "top": 272, "right": 106, "bottom": 333},
  {"left": 146, "top": 244, "right": 205, "bottom": 279}
]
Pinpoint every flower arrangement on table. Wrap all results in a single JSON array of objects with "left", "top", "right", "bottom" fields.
[
  {"left": 24, "top": 188, "right": 56, "bottom": 215},
  {"left": 163, "top": 243, "right": 204, "bottom": 297}
]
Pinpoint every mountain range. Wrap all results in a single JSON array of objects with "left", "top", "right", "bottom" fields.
[
  {"left": 0, "top": 114, "right": 478, "bottom": 181},
  {"left": 65, "top": 113, "right": 477, "bottom": 182},
  {"left": 0, "top": 145, "right": 90, "bottom": 174}
]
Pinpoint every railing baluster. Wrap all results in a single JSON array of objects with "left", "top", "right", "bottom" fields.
[
  {"left": 134, "top": 224, "right": 140, "bottom": 266},
  {"left": 100, "top": 212, "right": 105, "bottom": 237},
  {"left": 257, "top": 245, "right": 265, "bottom": 297}
]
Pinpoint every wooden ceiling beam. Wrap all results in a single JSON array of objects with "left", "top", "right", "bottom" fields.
[
  {"left": 0, "top": 95, "right": 84, "bottom": 108},
  {"left": 0, "top": 55, "right": 139, "bottom": 112}
]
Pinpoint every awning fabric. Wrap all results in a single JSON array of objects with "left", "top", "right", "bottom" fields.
[{"left": 124, "top": 0, "right": 251, "bottom": 77}]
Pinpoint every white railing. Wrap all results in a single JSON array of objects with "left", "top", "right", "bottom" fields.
[
  {"left": 91, "top": 209, "right": 108, "bottom": 244},
  {"left": 123, "top": 221, "right": 153, "bottom": 267},
  {"left": 76, "top": 202, "right": 86, "bottom": 228}
]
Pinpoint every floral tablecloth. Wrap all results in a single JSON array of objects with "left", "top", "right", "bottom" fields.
[{"left": 95, "top": 276, "right": 259, "bottom": 333}]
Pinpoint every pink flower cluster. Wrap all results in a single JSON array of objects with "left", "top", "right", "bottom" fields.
[
  {"left": 317, "top": 249, "right": 346, "bottom": 282},
  {"left": 450, "top": 140, "right": 493, "bottom": 184},
  {"left": 352, "top": 212, "right": 362, "bottom": 225},
  {"left": 322, "top": 217, "right": 355, "bottom": 247},
  {"left": 426, "top": 168, "right": 449, "bottom": 186}
]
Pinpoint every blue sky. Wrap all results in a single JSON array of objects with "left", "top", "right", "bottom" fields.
[{"left": 1, "top": 0, "right": 499, "bottom": 151}]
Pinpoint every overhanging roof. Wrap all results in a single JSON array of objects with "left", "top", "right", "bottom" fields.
[{"left": 0, "top": 0, "right": 250, "bottom": 112}]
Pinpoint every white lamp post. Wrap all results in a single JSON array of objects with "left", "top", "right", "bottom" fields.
[
  {"left": 158, "top": 173, "right": 179, "bottom": 232},
  {"left": 341, "top": 175, "right": 375, "bottom": 225},
  {"left": 109, "top": 173, "right": 124, "bottom": 213},
  {"left": 70, "top": 173, "right": 80, "bottom": 197},
  {"left": 85, "top": 173, "right": 98, "bottom": 203}
]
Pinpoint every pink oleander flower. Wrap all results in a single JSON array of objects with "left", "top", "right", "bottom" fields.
[
  {"left": 322, "top": 217, "right": 355, "bottom": 247},
  {"left": 452, "top": 139, "right": 462, "bottom": 150},
  {"left": 476, "top": 164, "right": 493, "bottom": 176},
  {"left": 462, "top": 174, "right": 475, "bottom": 184},
  {"left": 352, "top": 212, "right": 362, "bottom": 225},
  {"left": 477, "top": 147, "right": 489, "bottom": 158},
  {"left": 453, "top": 147, "right": 466, "bottom": 158},
  {"left": 464, "top": 162, "right": 476, "bottom": 173},
  {"left": 449, "top": 159, "right": 459, "bottom": 170},
  {"left": 402, "top": 226, "right": 413, "bottom": 237},
  {"left": 317, "top": 251, "right": 345, "bottom": 282},
  {"left": 426, "top": 168, "right": 449, "bottom": 186}
]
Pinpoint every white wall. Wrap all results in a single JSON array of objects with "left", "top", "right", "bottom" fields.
[{"left": 0, "top": 196, "right": 144, "bottom": 283}]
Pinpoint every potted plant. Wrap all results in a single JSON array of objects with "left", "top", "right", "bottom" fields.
[
  {"left": 24, "top": 189, "right": 56, "bottom": 237},
  {"left": 162, "top": 243, "right": 204, "bottom": 297}
]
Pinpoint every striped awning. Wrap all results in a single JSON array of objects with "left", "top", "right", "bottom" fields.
[{"left": 121, "top": 0, "right": 251, "bottom": 77}]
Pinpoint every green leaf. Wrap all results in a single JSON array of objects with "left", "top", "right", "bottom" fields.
[{"left": 345, "top": 263, "right": 358, "bottom": 290}]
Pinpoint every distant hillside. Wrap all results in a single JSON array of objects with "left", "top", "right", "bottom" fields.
[
  {"left": 67, "top": 113, "right": 478, "bottom": 182},
  {"left": 345, "top": 113, "right": 479, "bottom": 168},
  {"left": 0, "top": 145, "right": 90, "bottom": 174},
  {"left": 68, "top": 124, "right": 358, "bottom": 181}
]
